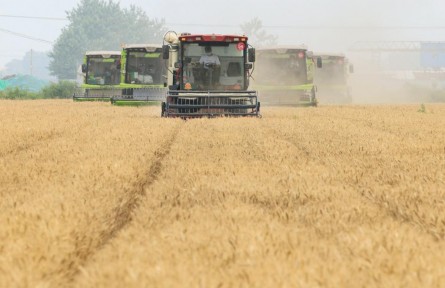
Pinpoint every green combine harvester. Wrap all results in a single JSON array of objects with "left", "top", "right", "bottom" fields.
[
  {"left": 73, "top": 51, "right": 122, "bottom": 102},
  {"left": 111, "top": 44, "right": 168, "bottom": 106},
  {"left": 253, "top": 46, "right": 322, "bottom": 106},
  {"left": 314, "top": 53, "right": 354, "bottom": 104}
]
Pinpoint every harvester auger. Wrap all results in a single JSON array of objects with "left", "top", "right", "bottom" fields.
[{"left": 161, "top": 32, "right": 260, "bottom": 118}]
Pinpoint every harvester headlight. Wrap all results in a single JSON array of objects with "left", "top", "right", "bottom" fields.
[{"left": 184, "top": 83, "right": 192, "bottom": 90}]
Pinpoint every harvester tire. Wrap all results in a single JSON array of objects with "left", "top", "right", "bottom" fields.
[
  {"left": 161, "top": 102, "right": 166, "bottom": 117},
  {"left": 311, "top": 88, "right": 318, "bottom": 107}
]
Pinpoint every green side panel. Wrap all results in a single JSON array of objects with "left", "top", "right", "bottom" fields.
[
  {"left": 73, "top": 97, "right": 111, "bottom": 102},
  {"left": 119, "top": 83, "right": 165, "bottom": 89},
  {"left": 145, "top": 53, "right": 161, "bottom": 58},
  {"left": 80, "top": 84, "right": 122, "bottom": 89},
  {"left": 306, "top": 58, "right": 315, "bottom": 82},
  {"left": 120, "top": 49, "right": 127, "bottom": 84},
  {"left": 111, "top": 100, "right": 161, "bottom": 107}
]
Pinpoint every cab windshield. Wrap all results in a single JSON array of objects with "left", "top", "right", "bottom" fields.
[
  {"left": 125, "top": 50, "right": 166, "bottom": 85},
  {"left": 86, "top": 56, "right": 120, "bottom": 85},
  {"left": 256, "top": 50, "right": 307, "bottom": 86},
  {"left": 317, "top": 57, "right": 346, "bottom": 84},
  {"left": 181, "top": 42, "right": 245, "bottom": 90}
]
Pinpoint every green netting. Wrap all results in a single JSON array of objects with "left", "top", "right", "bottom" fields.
[
  {"left": 1, "top": 75, "right": 48, "bottom": 92},
  {"left": 0, "top": 80, "right": 8, "bottom": 91}
]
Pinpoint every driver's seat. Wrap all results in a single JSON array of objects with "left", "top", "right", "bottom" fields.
[{"left": 227, "top": 62, "right": 241, "bottom": 77}]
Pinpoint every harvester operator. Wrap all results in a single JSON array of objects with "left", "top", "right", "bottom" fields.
[
  {"left": 199, "top": 46, "right": 220, "bottom": 67},
  {"left": 198, "top": 46, "right": 221, "bottom": 88}
]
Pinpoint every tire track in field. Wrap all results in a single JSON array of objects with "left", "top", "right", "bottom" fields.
[
  {"left": 261, "top": 120, "right": 442, "bottom": 241},
  {"left": 67, "top": 121, "right": 184, "bottom": 285},
  {"left": 98, "top": 122, "right": 183, "bottom": 246}
]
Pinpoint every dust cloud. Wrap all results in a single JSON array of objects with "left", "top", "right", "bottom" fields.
[
  {"left": 346, "top": 51, "right": 445, "bottom": 105},
  {"left": 277, "top": 0, "right": 445, "bottom": 105}
]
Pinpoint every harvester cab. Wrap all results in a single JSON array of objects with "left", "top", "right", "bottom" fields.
[
  {"left": 161, "top": 32, "right": 260, "bottom": 118},
  {"left": 253, "top": 46, "right": 322, "bottom": 106},
  {"left": 73, "top": 51, "right": 122, "bottom": 102},
  {"left": 314, "top": 53, "right": 353, "bottom": 104},
  {"left": 110, "top": 44, "right": 168, "bottom": 106}
]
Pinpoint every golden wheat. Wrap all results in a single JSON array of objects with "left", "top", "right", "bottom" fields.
[
  {"left": 0, "top": 100, "right": 181, "bottom": 287},
  {"left": 1, "top": 101, "right": 445, "bottom": 287}
]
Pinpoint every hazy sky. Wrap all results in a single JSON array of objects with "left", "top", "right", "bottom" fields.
[{"left": 0, "top": 0, "right": 444, "bottom": 69}]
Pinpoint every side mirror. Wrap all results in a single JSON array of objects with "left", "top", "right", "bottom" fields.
[
  {"left": 162, "top": 45, "right": 169, "bottom": 60},
  {"left": 81, "top": 64, "right": 87, "bottom": 73},
  {"left": 316, "top": 57, "right": 322, "bottom": 68},
  {"left": 349, "top": 64, "right": 354, "bottom": 73},
  {"left": 248, "top": 48, "right": 256, "bottom": 63},
  {"left": 245, "top": 63, "right": 253, "bottom": 70}
]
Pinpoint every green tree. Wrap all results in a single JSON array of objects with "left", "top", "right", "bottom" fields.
[
  {"left": 49, "top": 0, "right": 165, "bottom": 80},
  {"left": 240, "top": 17, "right": 278, "bottom": 48}
]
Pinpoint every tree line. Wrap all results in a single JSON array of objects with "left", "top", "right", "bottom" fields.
[{"left": 49, "top": 0, "right": 277, "bottom": 80}]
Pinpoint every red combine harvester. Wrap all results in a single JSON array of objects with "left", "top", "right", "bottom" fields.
[{"left": 161, "top": 32, "right": 260, "bottom": 118}]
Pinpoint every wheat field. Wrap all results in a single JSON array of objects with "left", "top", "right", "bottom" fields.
[{"left": 1, "top": 100, "right": 445, "bottom": 287}]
